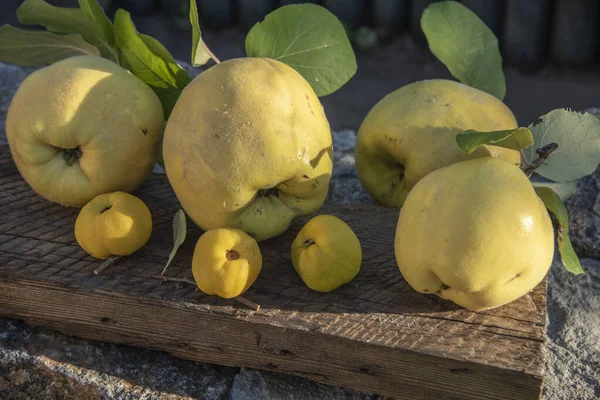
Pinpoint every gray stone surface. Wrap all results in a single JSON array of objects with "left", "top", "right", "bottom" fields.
[
  {"left": 2, "top": 60, "right": 600, "bottom": 399},
  {"left": 544, "top": 258, "right": 600, "bottom": 400},
  {"left": 0, "top": 319, "right": 236, "bottom": 400}
]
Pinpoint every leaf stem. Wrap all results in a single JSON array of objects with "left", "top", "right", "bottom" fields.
[
  {"left": 519, "top": 149, "right": 531, "bottom": 168},
  {"left": 201, "top": 40, "right": 220, "bottom": 64},
  {"left": 151, "top": 275, "right": 197, "bottom": 285},
  {"left": 234, "top": 296, "right": 260, "bottom": 312},
  {"left": 94, "top": 256, "right": 120, "bottom": 275},
  {"left": 521, "top": 142, "right": 559, "bottom": 177}
]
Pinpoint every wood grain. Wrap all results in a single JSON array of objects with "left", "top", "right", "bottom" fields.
[{"left": 0, "top": 146, "right": 546, "bottom": 399}]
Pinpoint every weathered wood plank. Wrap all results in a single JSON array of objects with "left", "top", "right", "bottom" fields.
[{"left": 0, "top": 146, "right": 546, "bottom": 399}]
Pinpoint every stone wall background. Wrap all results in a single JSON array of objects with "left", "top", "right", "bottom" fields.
[
  {"left": 3, "top": 1, "right": 600, "bottom": 131},
  {"left": 3, "top": 0, "right": 600, "bottom": 71}
]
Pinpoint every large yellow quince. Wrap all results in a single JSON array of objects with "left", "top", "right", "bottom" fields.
[
  {"left": 192, "top": 228, "right": 262, "bottom": 299},
  {"left": 291, "top": 215, "right": 362, "bottom": 292},
  {"left": 163, "top": 57, "right": 333, "bottom": 242},
  {"left": 75, "top": 191, "right": 152, "bottom": 259},
  {"left": 355, "top": 79, "right": 520, "bottom": 208},
  {"left": 395, "top": 157, "right": 555, "bottom": 311},
  {"left": 6, "top": 55, "right": 164, "bottom": 207}
]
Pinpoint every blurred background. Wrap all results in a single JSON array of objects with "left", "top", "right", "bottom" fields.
[{"left": 2, "top": 0, "right": 600, "bottom": 130}]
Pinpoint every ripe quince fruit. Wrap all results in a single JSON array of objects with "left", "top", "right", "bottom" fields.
[
  {"left": 192, "top": 229, "right": 262, "bottom": 299},
  {"left": 75, "top": 192, "right": 152, "bottom": 259},
  {"left": 6, "top": 55, "right": 164, "bottom": 207},
  {"left": 355, "top": 79, "right": 521, "bottom": 208},
  {"left": 395, "top": 157, "right": 555, "bottom": 311},
  {"left": 163, "top": 57, "right": 333, "bottom": 242},
  {"left": 291, "top": 215, "right": 362, "bottom": 292}
]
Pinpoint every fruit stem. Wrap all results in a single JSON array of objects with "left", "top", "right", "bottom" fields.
[
  {"left": 94, "top": 256, "right": 120, "bottom": 275},
  {"left": 226, "top": 250, "right": 240, "bottom": 261},
  {"left": 521, "top": 142, "right": 559, "bottom": 177},
  {"left": 304, "top": 239, "right": 316, "bottom": 246}
]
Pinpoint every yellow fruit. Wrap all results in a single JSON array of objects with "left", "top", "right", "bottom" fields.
[
  {"left": 163, "top": 57, "right": 333, "bottom": 242},
  {"left": 355, "top": 79, "right": 521, "bottom": 208},
  {"left": 395, "top": 158, "right": 555, "bottom": 311},
  {"left": 192, "top": 229, "right": 262, "bottom": 299},
  {"left": 291, "top": 215, "right": 362, "bottom": 292},
  {"left": 75, "top": 192, "right": 152, "bottom": 259},
  {"left": 6, "top": 55, "right": 164, "bottom": 207}
]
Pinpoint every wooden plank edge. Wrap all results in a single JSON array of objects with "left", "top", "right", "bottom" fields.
[{"left": 0, "top": 279, "right": 543, "bottom": 400}]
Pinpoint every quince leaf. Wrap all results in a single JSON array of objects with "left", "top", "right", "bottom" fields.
[
  {"left": 456, "top": 127, "right": 533, "bottom": 154},
  {"left": 559, "top": 233, "right": 584, "bottom": 275},
  {"left": 17, "top": 0, "right": 118, "bottom": 63},
  {"left": 245, "top": 4, "right": 357, "bottom": 97},
  {"left": 78, "top": 0, "right": 114, "bottom": 47},
  {"left": 161, "top": 209, "right": 188, "bottom": 275},
  {"left": 421, "top": 1, "right": 506, "bottom": 100},
  {"left": 189, "top": 0, "right": 212, "bottom": 67},
  {"left": 535, "top": 186, "right": 584, "bottom": 275},
  {"left": 0, "top": 25, "right": 100, "bottom": 67},
  {"left": 114, "top": 9, "right": 192, "bottom": 118},
  {"left": 525, "top": 109, "right": 600, "bottom": 183}
]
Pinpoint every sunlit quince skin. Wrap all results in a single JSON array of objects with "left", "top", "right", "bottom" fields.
[
  {"left": 291, "top": 215, "right": 362, "bottom": 293},
  {"left": 6, "top": 55, "right": 164, "bottom": 207},
  {"left": 355, "top": 79, "right": 521, "bottom": 209},
  {"left": 75, "top": 191, "right": 152, "bottom": 259},
  {"left": 192, "top": 228, "right": 263, "bottom": 299},
  {"left": 395, "top": 157, "right": 555, "bottom": 311},
  {"left": 163, "top": 57, "right": 333, "bottom": 242}
]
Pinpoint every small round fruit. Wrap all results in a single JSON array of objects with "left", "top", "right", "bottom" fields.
[
  {"left": 395, "top": 157, "right": 555, "bottom": 311},
  {"left": 291, "top": 215, "right": 362, "bottom": 292},
  {"left": 75, "top": 192, "right": 152, "bottom": 259},
  {"left": 192, "top": 229, "right": 262, "bottom": 299}
]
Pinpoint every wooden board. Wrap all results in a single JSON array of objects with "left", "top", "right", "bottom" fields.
[{"left": 0, "top": 146, "right": 547, "bottom": 399}]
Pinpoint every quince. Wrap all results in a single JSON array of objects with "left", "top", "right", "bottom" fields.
[
  {"left": 291, "top": 215, "right": 362, "bottom": 292},
  {"left": 192, "top": 229, "right": 262, "bottom": 299},
  {"left": 75, "top": 191, "right": 152, "bottom": 259},
  {"left": 163, "top": 57, "right": 333, "bottom": 242},
  {"left": 6, "top": 55, "right": 164, "bottom": 207},
  {"left": 355, "top": 79, "right": 521, "bottom": 208},
  {"left": 395, "top": 157, "right": 555, "bottom": 311}
]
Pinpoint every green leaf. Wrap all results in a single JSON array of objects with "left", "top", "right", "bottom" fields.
[
  {"left": 525, "top": 109, "right": 600, "bottom": 183},
  {"left": 139, "top": 33, "right": 192, "bottom": 86},
  {"left": 535, "top": 187, "right": 569, "bottom": 228},
  {"left": 189, "top": 0, "right": 211, "bottom": 67},
  {"left": 78, "top": 0, "right": 114, "bottom": 46},
  {"left": 421, "top": 1, "right": 506, "bottom": 100},
  {"left": 245, "top": 4, "right": 357, "bottom": 97},
  {"left": 161, "top": 209, "right": 187, "bottom": 275},
  {"left": 559, "top": 233, "right": 584, "bottom": 275},
  {"left": 534, "top": 186, "right": 584, "bottom": 275},
  {"left": 17, "top": 0, "right": 118, "bottom": 62},
  {"left": 114, "top": 9, "right": 192, "bottom": 118},
  {"left": 532, "top": 180, "right": 578, "bottom": 202},
  {"left": 0, "top": 25, "right": 100, "bottom": 66},
  {"left": 456, "top": 127, "right": 534, "bottom": 154}
]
